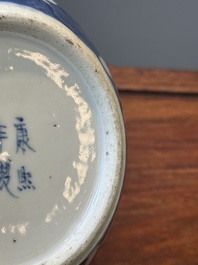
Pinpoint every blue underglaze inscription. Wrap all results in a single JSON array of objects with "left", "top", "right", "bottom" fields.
[
  {"left": 0, "top": 117, "right": 36, "bottom": 198},
  {"left": 0, "top": 161, "right": 17, "bottom": 198},
  {"left": 17, "top": 166, "right": 35, "bottom": 192},
  {"left": 0, "top": 124, "right": 8, "bottom": 153},
  {"left": 14, "top": 117, "right": 35, "bottom": 154}
]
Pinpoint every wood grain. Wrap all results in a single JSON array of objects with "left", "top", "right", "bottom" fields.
[
  {"left": 109, "top": 67, "right": 198, "bottom": 94},
  {"left": 91, "top": 69, "right": 198, "bottom": 265}
]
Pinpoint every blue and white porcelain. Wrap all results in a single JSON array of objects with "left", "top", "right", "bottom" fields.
[{"left": 0, "top": 1, "right": 126, "bottom": 264}]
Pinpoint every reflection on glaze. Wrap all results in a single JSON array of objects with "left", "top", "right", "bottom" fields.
[
  {"left": 0, "top": 66, "right": 14, "bottom": 72},
  {"left": 1, "top": 222, "right": 29, "bottom": 236},
  {"left": 43, "top": 0, "right": 57, "bottom": 5},
  {"left": 13, "top": 49, "right": 69, "bottom": 87},
  {"left": 0, "top": 152, "right": 10, "bottom": 162},
  {"left": 14, "top": 48, "right": 96, "bottom": 205},
  {"left": 45, "top": 204, "right": 67, "bottom": 224},
  {"left": 63, "top": 177, "right": 80, "bottom": 204},
  {"left": 45, "top": 204, "right": 59, "bottom": 223}
]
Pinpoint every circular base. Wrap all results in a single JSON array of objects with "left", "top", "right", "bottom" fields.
[{"left": 0, "top": 3, "right": 126, "bottom": 265}]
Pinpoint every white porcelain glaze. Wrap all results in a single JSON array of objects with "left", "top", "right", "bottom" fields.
[{"left": 0, "top": 3, "right": 126, "bottom": 265}]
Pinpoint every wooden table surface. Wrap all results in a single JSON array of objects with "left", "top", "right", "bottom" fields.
[{"left": 91, "top": 67, "right": 198, "bottom": 265}]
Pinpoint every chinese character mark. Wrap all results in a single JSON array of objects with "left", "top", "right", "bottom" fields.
[
  {"left": 17, "top": 166, "right": 36, "bottom": 191},
  {"left": 0, "top": 125, "right": 7, "bottom": 153},
  {"left": 0, "top": 161, "right": 17, "bottom": 198},
  {"left": 14, "top": 117, "right": 35, "bottom": 154}
]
